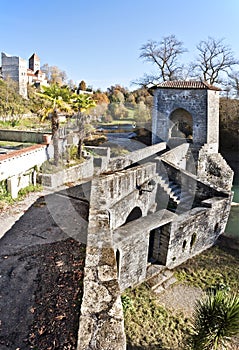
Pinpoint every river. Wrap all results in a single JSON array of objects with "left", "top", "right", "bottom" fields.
[
  {"left": 221, "top": 150, "right": 239, "bottom": 240},
  {"left": 225, "top": 184, "right": 239, "bottom": 239}
]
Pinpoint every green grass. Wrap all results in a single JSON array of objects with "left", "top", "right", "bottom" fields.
[
  {"left": 0, "top": 141, "right": 35, "bottom": 148},
  {"left": 40, "top": 157, "right": 84, "bottom": 174},
  {"left": 0, "top": 117, "right": 50, "bottom": 131},
  {"left": 123, "top": 284, "right": 192, "bottom": 349},
  {"left": 123, "top": 245, "right": 239, "bottom": 350},
  {"left": 0, "top": 182, "right": 43, "bottom": 210},
  {"left": 174, "top": 245, "right": 239, "bottom": 293},
  {"left": 98, "top": 119, "right": 136, "bottom": 125}
]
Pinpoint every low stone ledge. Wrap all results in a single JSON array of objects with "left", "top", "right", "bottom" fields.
[
  {"left": 105, "top": 142, "right": 166, "bottom": 173},
  {"left": 41, "top": 157, "right": 94, "bottom": 188}
]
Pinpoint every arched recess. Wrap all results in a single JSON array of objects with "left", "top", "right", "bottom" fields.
[
  {"left": 124, "top": 206, "right": 142, "bottom": 225},
  {"left": 169, "top": 108, "right": 193, "bottom": 141}
]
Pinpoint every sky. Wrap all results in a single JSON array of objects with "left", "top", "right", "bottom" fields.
[{"left": 0, "top": 0, "right": 238, "bottom": 91}]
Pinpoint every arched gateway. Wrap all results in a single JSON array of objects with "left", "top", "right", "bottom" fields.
[
  {"left": 169, "top": 108, "right": 193, "bottom": 140},
  {"left": 152, "top": 80, "right": 221, "bottom": 153}
]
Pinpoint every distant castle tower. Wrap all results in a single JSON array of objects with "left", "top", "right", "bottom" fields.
[
  {"left": 29, "top": 53, "right": 40, "bottom": 73},
  {"left": 1, "top": 52, "right": 47, "bottom": 97},
  {"left": 1, "top": 52, "right": 28, "bottom": 98}
]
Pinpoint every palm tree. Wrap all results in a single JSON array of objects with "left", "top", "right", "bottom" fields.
[
  {"left": 38, "top": 84, "right": 72, "bottom": 165},
  {"left": 70, "top": 93, "right": 96, "bottom": 158},
  {"left": 189, "top": 289, "right": 239, "bottom": 350}
]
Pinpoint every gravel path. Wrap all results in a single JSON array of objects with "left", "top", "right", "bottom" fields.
[{"left": 156, "top": 283, "right": 205, "bottom": 318}]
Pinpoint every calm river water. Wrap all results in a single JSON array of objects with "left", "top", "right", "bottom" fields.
[{"left": 225, "top": 184, "right": 239, "bottom": 239}]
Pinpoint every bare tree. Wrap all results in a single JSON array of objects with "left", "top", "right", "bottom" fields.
[
  {"left": 191, "top": 37, "right": 239, "bottom": 85},
  {"left": 228, "top": 70, "right": 239, "bottom": 97},
  {"left": 41, "top": 63, "right": 67, "bottom": 86},
  {"left": 138, "top": 34, "right": 187, "bottom": 86}
]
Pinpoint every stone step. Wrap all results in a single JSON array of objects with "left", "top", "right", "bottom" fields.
[
  {"left": 180, "top": 194, "right": 193, "bottom": 203},
  {"left": 146, "top": 267, "right": 174, "bottom": 290},
  {"left": 153, "top": 276, "right": 178, "bottom": 294},
  {"left": 146, "top": 263, "right": 165, "bottom": 279}
]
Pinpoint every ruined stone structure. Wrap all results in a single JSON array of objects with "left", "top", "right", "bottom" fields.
[
  {"left": 1, "top": 52, "right": 47, "bottom": 97},
  {"left": 76, "top": 81, "right": 234, "bottom": 350}
]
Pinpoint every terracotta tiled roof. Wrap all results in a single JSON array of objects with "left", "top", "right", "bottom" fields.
[
  {"left": 157, "top": 80, "right": 221, "bottom": 91},
  {"left": 35, "top": 69, "right": 43, "bottom": 75},
  {"left": 27, "top": 69, "right": 35, "bottom": 76}
]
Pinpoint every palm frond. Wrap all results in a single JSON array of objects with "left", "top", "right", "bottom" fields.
[{"left": 189, "top": 290, "right": 239, "bottom": 350}]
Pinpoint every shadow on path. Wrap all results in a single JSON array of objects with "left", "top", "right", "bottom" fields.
[{"left": 0, "top": 184, "right": 90, "bottom": 350}]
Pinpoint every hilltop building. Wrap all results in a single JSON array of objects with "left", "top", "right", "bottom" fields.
[{"left": 0, "top": 52, "right": 48, "bottom": 98}]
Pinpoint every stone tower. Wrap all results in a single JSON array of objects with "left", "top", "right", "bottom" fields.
[
  {"left": 29, "top": 53, "right": 40, "bottom": 73},
  {"left": 152, "top": 81, "right": 221, "bottom": 153},
  {"left": 1, "top": 52, "right": 28, "bottom": 98}
]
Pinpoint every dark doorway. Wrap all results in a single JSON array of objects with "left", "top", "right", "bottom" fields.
[
  {"left": 147, "top": 225, "right": 170, "bottom": 265},
  {"left": 148, "top": 229, "right": 156, "bottom": 263}
]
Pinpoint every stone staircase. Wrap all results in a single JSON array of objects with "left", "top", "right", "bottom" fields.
[
  {"left": 146, "top": 264, "right": 177, "bottom": 293},
  {"left": 158, "top": 175, "right": 193, "bottom": 212},
  {"left": 158, "top": 175, "right": 181, "bottom": 204}
]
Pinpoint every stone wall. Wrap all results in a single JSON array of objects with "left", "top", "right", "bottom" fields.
[
  {"left": 198, "top": 144, "right": 234, "bottom": 191},
  {"left": 1, "top": 52, "right": 28, "bottom": 98},
  {"left": 0, "top": 129, "right": 51, "bottom": 144},
  {"left": 105, "top": 142, "right": 166, "bottom": 173},
  {"left": 207, "top": 90, "right": 220, "bottom": 150},
  {"left": 159, "top": 157, "right": 229, "bottom": 205},
  {"left": 77, "top": 175, "right": 126, "bottom": 350},
  {"left": 159, "top": 143, "right": 190, "bottom": 171},
  {"left": 41, "top": 157, "right": 94, "bottom": 188},
  {"left": 0, "top": 144, "right": 47, "bottom": 198},
  {"left": 113, "top": 209, "right": 176, "bottom": 291},
  {"left": 152, "top": 87, "right": 219, "bottom": 151},
  {"left": 85, "top": 146, "right": 111, "bottom": 174},
  {"left": 78, "top": 162, "right": 162, "bottom": 349},
  {"left": 166, "top": 195, "right": 232, "bottom": 268}
]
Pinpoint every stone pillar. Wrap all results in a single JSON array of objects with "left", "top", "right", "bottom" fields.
[
  {"left": 77, "top": 177, "right": 126, "bottom": 350},
  {"left": 32, "top": 169, "right": 37, "bottom": 186},
  {"left": 7, "top": 175, "right": 19, "bottom": 199}
]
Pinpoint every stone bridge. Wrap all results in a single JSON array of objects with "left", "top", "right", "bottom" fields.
[{"left": 77, "top": 140, "right": 233, "bottom": 350}]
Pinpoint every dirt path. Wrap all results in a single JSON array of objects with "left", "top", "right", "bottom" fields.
[
  {"left": 0, "top": 186, "right": 89, "bottom": 350},
  {"left": 156, "top": 283, "right": 205, "bottom": 318}
]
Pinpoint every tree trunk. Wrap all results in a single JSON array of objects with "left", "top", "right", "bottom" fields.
[
  {"left": 51, "top": 109, "right": 59, "bottom": 166},
  {"left": 77, "top": 138, "right": 83, "bottom": 159}
]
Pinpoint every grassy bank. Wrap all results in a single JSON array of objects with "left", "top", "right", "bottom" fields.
[{"left": 123, "top": 243, "right": 239, "bottom": 349}]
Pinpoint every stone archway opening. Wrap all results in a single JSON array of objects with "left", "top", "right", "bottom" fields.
[
  {"left": 169, "top": 108, "right": 193, "bottom": 141},
  {"left": 124, "top": 207, "right": 142, "bottom": 225}
]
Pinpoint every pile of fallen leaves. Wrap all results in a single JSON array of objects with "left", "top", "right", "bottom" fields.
[{"left": 28, "top": 238, "right": 86, "bottom": 350}]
